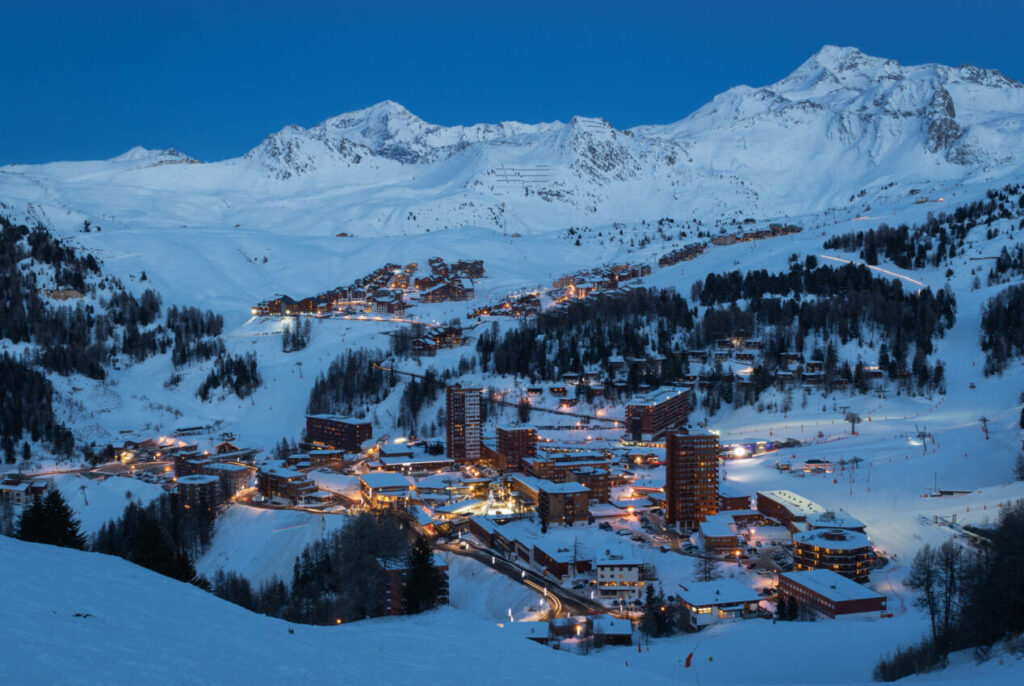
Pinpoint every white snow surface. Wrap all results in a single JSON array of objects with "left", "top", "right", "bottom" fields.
[{"left": 3, "top": 535, "right": 1024, "bottom": 685}]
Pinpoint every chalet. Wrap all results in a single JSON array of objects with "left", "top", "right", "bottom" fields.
[
  {"left": 678, "top": 579, "right": 761, "bottom": 629},
  {"left": 411, "top": 338, "right": 437, "bottom": 356},
  {"left": 596, "top": 549, "right": 650, "bottom": 602},
  {"left": 451, "top": 259, "right": 485, "bottom": 279},
  {"left": 420, "top": 281, "right": 470, "bottom": 303},
  {"left": 289, "top": 297, "right": 318, "bottom": 315}
]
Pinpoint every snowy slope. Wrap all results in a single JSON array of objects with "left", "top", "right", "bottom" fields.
[
  {"left": 3, "top": 536, "right": 1024, "bottom": 685},
  {"left": 0, "top": 536, "right": 666, "bottom": 686}
]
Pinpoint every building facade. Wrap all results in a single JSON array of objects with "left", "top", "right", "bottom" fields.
[
  {"left": 496, "top": 426, "right": 538, "bottom": 470},
  {"left": 538, "top": 482, "right": 590, "bottom": 526},
  {"left": 596, "top": 552, "right": 647, "bottom": 602},
  {"left": 793, "top": 528, "right": 875, "bottom": 583},
  {"left": 177, "top": 474, "right": 223, "bottom": 514},
  {"left": 305, "top": 415, "right": 373, "bottom": 453},
  {"left": 625, "top": 388, "right": 691, "bottom": 441},
  {"left": 446, "top": 385, "right": 481, "bottom": 464},
  {"left": 756, "top": 490, "right": 826, "bottom": 533},
  {"left": 779, "top": 570, "right": 886, "bottom": 618},
  {"left": 665, "top": 430, "right": 719, "bottom": 530}
]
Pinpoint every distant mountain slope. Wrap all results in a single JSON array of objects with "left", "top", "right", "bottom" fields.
[{"left": 3, "top": 46, "right": 1024, "bottom": 237}]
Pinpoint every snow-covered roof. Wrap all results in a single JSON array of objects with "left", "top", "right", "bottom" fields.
[
  {"left": 699, "top": 513, "right": 737, "bottom": 539},
  {"left": 718, "top": 482, "right": 750, "bottom": 499},
  {"left": 0, "top": 482, "right": 29, "bottom": 493},
  {"left": 379, "top": 454, "right": 453, "bottom": 468},
  {"left": 305, "top": 414, "right": 370, "bottom": 424},
  {"left": 596, "top": 549, "right": 643, "bottom": 567},
  {"left": 204, "top": 462, "right": 250, "bottom": 472},
  {"left": 781, "top": 570, "right": 885, "bottom": 602},
  {"left": 415, "top": 472, "right": 466, "bottom": 490},
  {"left": 625, "top": 387, "right": 686, "bottom": 407},
  {"left": 592, "top": 615, "right": 632, "bottom": 636},
  {"left": 757, "top": 489, "right": 826, "bottom": 517},
  {"left": 793, "top": 528, "right": 871, "bottom": 550},
  {"left": 434, "top": 499, "right": 486, "bottom": 515},
  {"left": 262, "top": 466, "right": 304, "bottom": 479},
  {"left": 177, "top": 474, "right": 220, "bottom": 485},
  {"left": 359, "top": 472, "right": 413, "bottom": 489},
  {"left": 678, "top": 579, "right": 760, "bottom": 608},
  {"left": 807, "top": 510, "right": 866, "bottom": 530},
  {"left": 538, "top": 481, "right": 589, "bottom": 495}
]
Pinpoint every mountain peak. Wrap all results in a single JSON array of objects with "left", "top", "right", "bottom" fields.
[{"left": 803, "top": 45, "right": 873, "bottom": 72}]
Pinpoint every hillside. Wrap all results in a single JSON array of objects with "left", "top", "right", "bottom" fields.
[
  {"left": 0, "top": 535, "right": 660, "bottom": 685},
  {"left": 3, "top": 535, "right": 1023, "bottom": 685}
]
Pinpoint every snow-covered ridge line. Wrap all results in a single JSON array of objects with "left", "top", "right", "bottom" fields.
[{"left": 4, "top": 46, "right": 1024, "bottom": 238}]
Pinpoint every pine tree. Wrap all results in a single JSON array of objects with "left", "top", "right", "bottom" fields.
[
  {"left": 132, "top": 518, "right": 187, "bottom": 580},
  {"left": 16, "top": 495, "right": 46, "bottom": 542},
  {"left": 403, "top": 535, "right": 443, "bottom": 614},
  {"left": 41, "top": 490, "right": 87, "bottom": 550}
]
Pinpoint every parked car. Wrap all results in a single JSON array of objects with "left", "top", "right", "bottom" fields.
[
  {"left": 599, "top": 522, "right": 613, "bottom": 531},
  {"left": 617, "top": 528, "right": 633, "bottom": 536}
]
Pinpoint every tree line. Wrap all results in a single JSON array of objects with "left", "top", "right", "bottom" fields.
[
  {"left": 475, "top": 261, "right": 952, "bottom": 415},
  {"left": 196, "top": 352, "right": 262, "bottom": 401},
  {"left": 980, "top": 284, "right": 1024, "bottom": 375},
  {"left": 210, "top": 513, "right": 445, "bottom": 624},
  {"left": 824, "top": 184, "right": 1023, "bottom": 271},
  {"left": 874, "top": 502, "right": 1024, "bottom": 680},
  {"left": 307, "top": 349, "right": 397, "bottom": 417}
]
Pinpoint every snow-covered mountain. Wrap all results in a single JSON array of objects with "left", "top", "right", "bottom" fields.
[{"left": 4, "top": 46, "right": 1024, "bottom": 238}]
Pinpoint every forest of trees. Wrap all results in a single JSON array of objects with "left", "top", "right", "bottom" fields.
[
  {"left": 307, "top": 349, "right": 397, "bottom": 417},
  {"left": 168, "top": 305, "right": 225, "bottom": 366},
  {"left": 0, "top": 353, "right": 76, "bottom": 459},
  {"left": 196, "top": 352, "right": 262, "bottom": 401},
  {"left": 476, "top": 261, "right": 953, "bottom": 414},
  {"left": 210, "top": 513, "right": 444, "bottom": 624},
  {"left": 824, "top": 184, "right": 1023, "bottom": 271},
  {"left": 874, "top": 502, "right": 1024, "bottom": 681},
  {"left": 980, "top": 284, "right": 1024, "bottom": 375},
  {"left": 0, "top": 216, "right": 253, "bottom": 459},
  {"left": 281, "top": 318, "right": 311, "bottom": 353},
  {"left": 92, "top": 494, "right": 212, "bottom": 584}
]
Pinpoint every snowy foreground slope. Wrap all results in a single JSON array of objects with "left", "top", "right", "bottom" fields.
[
  {"left": 0, "top": 536, "right": 658, "bottom": 686},
  {"left": 2, "top": 535, "right": 1023, "bottom": 686}
]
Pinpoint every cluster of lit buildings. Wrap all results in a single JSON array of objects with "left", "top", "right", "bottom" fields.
[{"left": 250, "top": 257, "right": 485, "bottom": 318}]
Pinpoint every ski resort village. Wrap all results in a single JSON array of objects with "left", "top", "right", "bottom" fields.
[{"left": 3, "top": 37, "right": 1024, "bottom": 686}]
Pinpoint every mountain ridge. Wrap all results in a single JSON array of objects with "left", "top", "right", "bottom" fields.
[{"left": 3, "top": 45, "right": 1024, "bottom": 236}]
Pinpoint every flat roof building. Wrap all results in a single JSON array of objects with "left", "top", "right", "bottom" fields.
[
  {"left": 756, "top": 489, "right": 826, "bottom": 533},
  {"left": 793, "top": 528, "right": 875, "bottom": 583},
  {"left": 446, "top": 385, "right": 481, "bottom": 464},
  {"left": 665, "top": 429, "right": 719, "bottom": 530},
  {"left": 625, "top": 388, "right": 691, "bottom": 441},
  {"left": 779, "top": 569, "right": 886, "bottom": 618},
  {"left": 305, "top": 415, "right": 372, "bottom": 453}
]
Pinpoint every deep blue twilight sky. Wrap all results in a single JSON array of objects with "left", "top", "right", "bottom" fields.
[{"left": 2, "top": 0, "right": 1021, "bottom": 165}]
